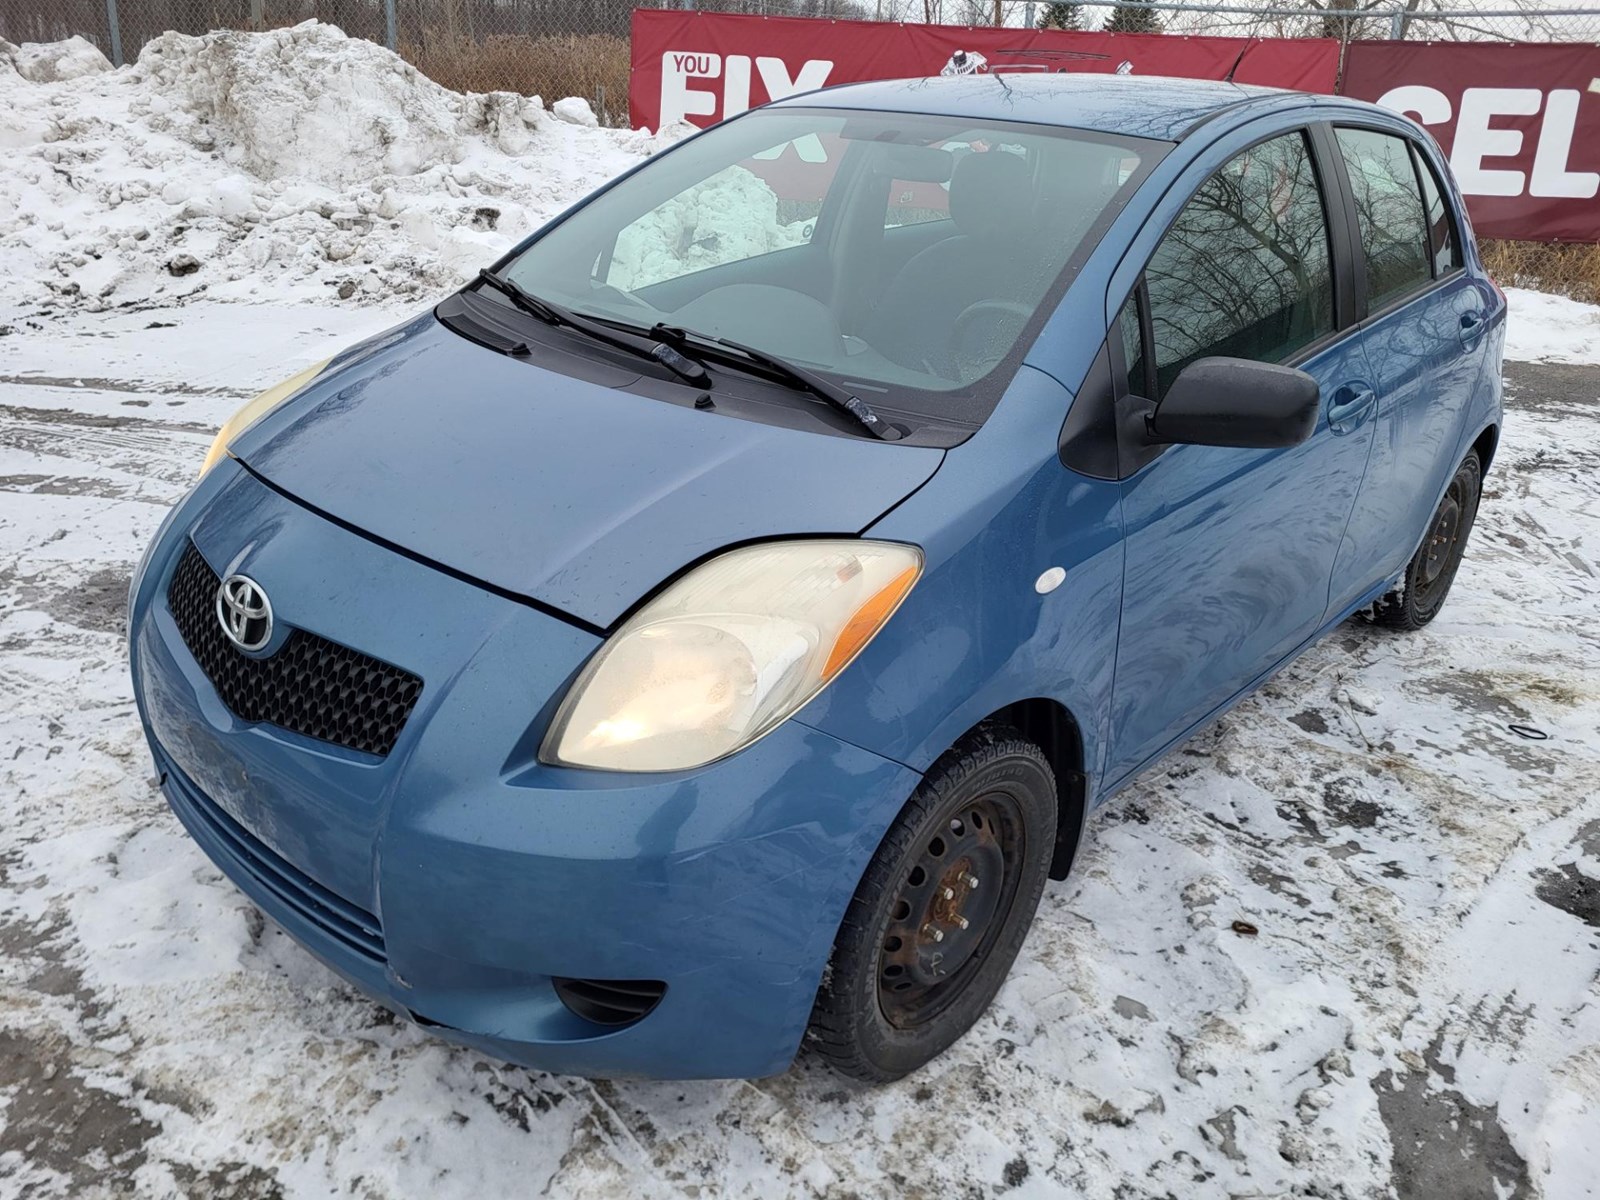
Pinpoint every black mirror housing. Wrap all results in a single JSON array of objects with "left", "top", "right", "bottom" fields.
[{"left": 1148, "top": 357, "right": 1320, "bottom": 450}]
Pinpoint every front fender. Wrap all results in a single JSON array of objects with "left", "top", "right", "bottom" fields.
[{"left": 799, "top": 366, "right": 1122, "bottom": 803}]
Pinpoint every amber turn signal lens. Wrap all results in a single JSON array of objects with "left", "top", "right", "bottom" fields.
[{"left": 825, "top": 565, "right": 921, "bottom": 680}]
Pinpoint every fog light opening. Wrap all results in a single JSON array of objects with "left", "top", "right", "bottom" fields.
[{"left": 553, "top": 977, "right": 667, "bottom": 1027}]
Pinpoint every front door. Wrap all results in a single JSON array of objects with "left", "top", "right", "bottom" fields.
[{"left": 1105, "top": 128, "right": 1376, "bottom": 784}]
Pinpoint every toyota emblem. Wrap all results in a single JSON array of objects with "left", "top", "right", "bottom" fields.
[{"left": 216, "top": 573, "right": 273, "bottom": 652}]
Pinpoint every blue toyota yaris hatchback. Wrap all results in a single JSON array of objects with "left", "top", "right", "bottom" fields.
[{"left": 128, "top": 74, "right": 1503, "bottom": 1081}]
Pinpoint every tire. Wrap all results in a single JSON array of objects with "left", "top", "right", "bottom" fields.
[
  {"left": 806, "top": 726, "right": 1057, "bottom": 1083},
  {"left": 1365, "top": 450, "right": 1482, "bottom": 632}
]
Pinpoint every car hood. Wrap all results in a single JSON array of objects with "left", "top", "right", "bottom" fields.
[{"left": 231, "top": 314, "right": 944, "bottom": 629}]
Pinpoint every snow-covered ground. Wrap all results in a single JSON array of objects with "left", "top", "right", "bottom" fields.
[
  {"left": 1501, "top": 287, "right": 1600, "bottom": 367},
  {"left": 2, "top": 27, "right": 1598, "bottom": 1200}
]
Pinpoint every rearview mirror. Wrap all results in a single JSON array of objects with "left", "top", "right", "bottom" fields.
[{"left": 1148, "top": 357, "right": 1320, "bottom": 450}]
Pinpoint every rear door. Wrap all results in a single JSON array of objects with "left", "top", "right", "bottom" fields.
[
  {"left": 1103, "top": 126, "right": 1377, "bottom": 784},
  {"left": 1323, "top": 124, "right": 1491, "bottom": 611}
]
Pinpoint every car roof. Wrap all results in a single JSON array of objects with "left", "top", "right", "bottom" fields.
[{"left": 776, "top": 73, "right": 1296, "bottom": 142}]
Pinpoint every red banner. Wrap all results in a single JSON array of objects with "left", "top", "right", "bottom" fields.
[
  {"left": 630, "top": 12, "right": 1600, "bottom": 242},
  {"left": 1341, "top": 42, "right": 1600, "bottom": 242},
  {"left": 630, "top": 10, "right": 1339, "bottom": 132}
]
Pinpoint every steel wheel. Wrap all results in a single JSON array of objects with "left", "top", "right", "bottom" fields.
[
  {"left": 807, "top": 727, "right": 1058, "bottom": 1082},
  {"left": 1414, "top": 475, "right": 1467, "bottom": 604},
  {"left": 877, "top": 792, "right": 1024, "bottom": 1029},
  {"left": 1367, "top": 449, "right": 1483, "bottom": 632}
]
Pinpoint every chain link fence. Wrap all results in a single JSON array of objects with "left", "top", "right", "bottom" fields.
[{"left": 3, "top": 0, "right": 1598, "bottom": 125}]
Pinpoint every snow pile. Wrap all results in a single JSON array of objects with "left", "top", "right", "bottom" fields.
[
  {"left": 134, "top": 25, "right": 542, "bottom": 184},
  {"left": 0, "top": 23, "right": 688, "bottom": 310},
  {"left": 1, "top": 35, "right": 112, "bottom": 83},
  {"left": 550, "top": 96, "right": 600, "bottom": 129}
]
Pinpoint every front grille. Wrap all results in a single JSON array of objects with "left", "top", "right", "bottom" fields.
[
  {"left": 162, "top": 753, "right": 386, "bottom": 964},
  {"left": 167, "top": 541, "right": 423, "bottom": 757},
  {"left": 553, "top": 978, "right": 668, "bottom": 1027}
]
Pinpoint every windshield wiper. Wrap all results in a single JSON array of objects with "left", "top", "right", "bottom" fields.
[
  {"left": 649, "top": 324, "right": 904, "bottom": 442},
  {"left": 474, "top": 269, "right": 710, "bottom": 387}
]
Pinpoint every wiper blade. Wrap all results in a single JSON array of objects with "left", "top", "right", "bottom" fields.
[
  {"left": 650, "top": 324, "right": 904, "bottom": 442},
  {"left": 475, "top": 269, "right": 710, "bottom": 386}
]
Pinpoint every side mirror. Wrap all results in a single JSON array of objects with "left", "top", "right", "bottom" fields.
[{"left": 1147, "top": 357, "right": 1320, "bottom": 450}]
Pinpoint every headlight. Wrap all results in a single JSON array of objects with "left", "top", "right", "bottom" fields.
[
  {"left": 199, "top": 358, "right": 331, "bottom": 479},
  {"left": 542, "top": 539, "right": 923, "bottom": 772}
]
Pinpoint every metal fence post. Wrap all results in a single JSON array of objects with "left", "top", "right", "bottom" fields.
[
  {"left": 1390, "top": 7, "right": 1405, "bottom": 38},
  {"left": 385, "top": 0, "right": 398, "bottom": 51},
  {"left": 105, "top": 0, "right": 123, "bottom": 67}
]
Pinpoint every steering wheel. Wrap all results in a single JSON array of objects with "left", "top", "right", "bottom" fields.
[{"left": 952, "top": 300, "right": 1033, "bottom": 380}]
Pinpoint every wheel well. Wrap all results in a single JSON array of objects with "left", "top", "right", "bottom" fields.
[
  {"left": 987, "top": 699, "right": 1088, "bottom": 881},
  {"left": 1471, "top": 424, "right": 1499, "bottom": 478}
]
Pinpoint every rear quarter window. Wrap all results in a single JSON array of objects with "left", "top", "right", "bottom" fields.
[{"left": 1411, "top": 144, "right": 1463, "bottom": 276}]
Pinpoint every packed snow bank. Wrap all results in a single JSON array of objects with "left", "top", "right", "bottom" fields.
[
  {"left": 1503, "top": 286, "right": 1600, "bottom": 365},
  {"left": 1, "top": 35, "right": 112, "bottom": 83},
  {"left": 0, "top": 23, "right": 689, "bottom": 311},
  {"left": 134, "top": 25, "right": 544, "bottom": 185},
  {"left": 551, "top": 96, "right": 600, "bottom": 128}
]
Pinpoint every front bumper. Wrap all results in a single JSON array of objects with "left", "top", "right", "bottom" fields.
[{"left": 130, "top": 463, "right": 920, "bottom": 1079}]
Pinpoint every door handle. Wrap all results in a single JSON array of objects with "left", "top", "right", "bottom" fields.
[
  {"left": 1459, "top": 309, "right": 1486, "bottom": 346},
  {"left": 1328, "top": 385, "right": 1376, "bottom": 434}
]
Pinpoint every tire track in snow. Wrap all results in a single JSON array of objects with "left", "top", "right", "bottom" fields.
[{"left": 0, "top": 401, "right": 210, "bottom": 500}]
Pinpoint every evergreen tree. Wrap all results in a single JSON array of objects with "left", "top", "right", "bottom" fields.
[
  {"left": 1038, "top": 2, "right": 1084, "bottom": 30},
  {"left": 1103, "top": 3, "right": 1162, "bottom": 33}
]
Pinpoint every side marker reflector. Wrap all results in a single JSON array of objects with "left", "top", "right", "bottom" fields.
[{"left": 1035, "top": 567, "right": 1066, "bottom": 595}]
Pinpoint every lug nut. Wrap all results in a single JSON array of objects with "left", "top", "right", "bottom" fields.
[
  {"left": 953, "top": 916, "right": 970, "bottom": 930},
  {"left": 961, "top": 872, "right": 980, "bottom": 890},
  {"left": 941, "top": 887, "right": 956, "bottom": 901},
  {"left": 922, "top": 923, "right": 944, "bottom": 943}
]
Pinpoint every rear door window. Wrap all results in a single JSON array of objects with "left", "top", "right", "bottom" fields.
[
  {"left": 1334, "top": 127, "right": 1433, "bottom": 310},
  {"left": 1137, "top": 130, "right": 1336, "bottom": 399}
]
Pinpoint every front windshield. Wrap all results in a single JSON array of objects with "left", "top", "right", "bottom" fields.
[{"left": 502, "top": 106, "right": 1158, "bottom": 421}]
